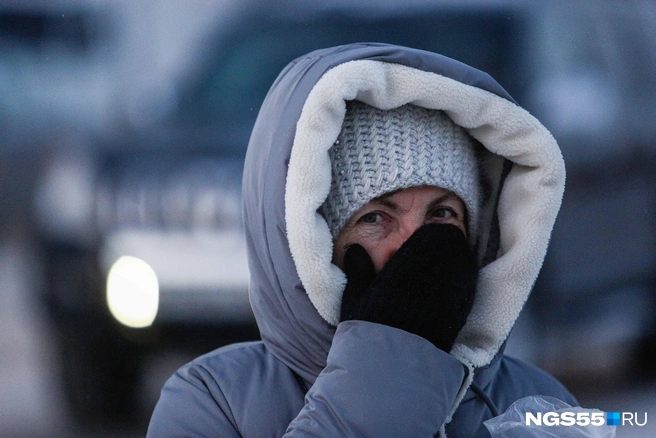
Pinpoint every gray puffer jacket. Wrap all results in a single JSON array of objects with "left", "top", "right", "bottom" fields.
[{"left": 148, "top": 43, "right": 576, "bottom": 438}]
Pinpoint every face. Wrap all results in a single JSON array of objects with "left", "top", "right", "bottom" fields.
[{"left": 332, "top": 185, "right": 468, "bottom": 272}]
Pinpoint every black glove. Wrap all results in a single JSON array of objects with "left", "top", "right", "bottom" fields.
[{"left": 339, "top": 223, "right": 478, "bottom": 352}]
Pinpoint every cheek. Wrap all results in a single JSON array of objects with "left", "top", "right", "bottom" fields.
[
  {"left": 340, "top": 236, "right": 393, "bottom": 272},
  {"left": 333, "top": 228, "right": 390, "bottom": 271}
]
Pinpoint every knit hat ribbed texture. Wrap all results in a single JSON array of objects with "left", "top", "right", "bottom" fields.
[{"left": 321, "top": 101, "right": 481, "bottom": 240}]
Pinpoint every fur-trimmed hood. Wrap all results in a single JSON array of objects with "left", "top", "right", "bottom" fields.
[{"left": 242, "top": 43, "right": 565, "bottom": 383}]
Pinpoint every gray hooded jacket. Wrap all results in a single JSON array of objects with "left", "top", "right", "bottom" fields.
[{"left": 148, "top": 43, "right": 576, "bottom": 438}]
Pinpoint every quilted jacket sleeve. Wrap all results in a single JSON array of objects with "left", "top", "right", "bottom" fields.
[{"left": 284, "top": 321, "right": 468, "bottom": 437}]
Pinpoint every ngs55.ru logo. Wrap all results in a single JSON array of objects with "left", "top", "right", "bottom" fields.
[{"left": 526, "top": 411, "right": 648, "bottom": 427}]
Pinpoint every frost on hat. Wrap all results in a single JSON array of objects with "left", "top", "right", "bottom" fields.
[{"left": 320, "top": 101, "right": 481, "bottom": 240}]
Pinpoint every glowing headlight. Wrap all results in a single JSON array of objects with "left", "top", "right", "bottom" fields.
[{"left": 106, "top": 256, "right": 159, "bottom": 328}]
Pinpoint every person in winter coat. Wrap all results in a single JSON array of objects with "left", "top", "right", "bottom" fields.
[{"left": 147, "top": 43, "right": 577, "bottom": 438}]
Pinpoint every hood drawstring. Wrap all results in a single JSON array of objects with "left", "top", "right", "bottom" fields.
[
  {"left": 470, "top": 381, "right": 500, "bottom": 417},
  {"left": 436, "top": 361, "right": 503, "bottom": 437},
  {"left": 437, "top": 360, "right": 475, "bottom": 438}
]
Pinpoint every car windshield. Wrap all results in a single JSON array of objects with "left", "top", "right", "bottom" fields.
[{"left": 174, "top": 9, "right": 522, "bottom": 139}]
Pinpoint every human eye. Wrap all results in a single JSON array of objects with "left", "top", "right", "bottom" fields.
[
  {"left": 358, "top": 211, "right": 383, "bottom": 224},
  {"left": 429, "top": 207, "right": 456, "bottom": 220}
]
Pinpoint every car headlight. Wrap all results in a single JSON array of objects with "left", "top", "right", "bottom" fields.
[{"left": 106, "top": 255, "right": 159, "bottom": 328}]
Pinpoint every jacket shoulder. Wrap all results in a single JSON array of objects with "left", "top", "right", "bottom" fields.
[
  {"left": 493, "top": 355, "right": 578, "bottom": 406},
  {"left": 189, "top": 340, "right": 270, "bottom": 375},
  {"left": 148, "top": 341, "right": 304, "bottom": 437}
]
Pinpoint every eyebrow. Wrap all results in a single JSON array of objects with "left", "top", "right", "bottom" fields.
[
  {"left": 427, "top": 193, "right": 463, "bottom": 212},
  {"left": 369, "top": 190, "right": 462, "bottom": 212},
  {"left": 369, "top": 194, "right": 400, "bottom": 210}
]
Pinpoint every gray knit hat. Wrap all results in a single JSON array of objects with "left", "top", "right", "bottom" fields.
[{"left": 320, "top": 101, "right": 481, "bottom": 240}]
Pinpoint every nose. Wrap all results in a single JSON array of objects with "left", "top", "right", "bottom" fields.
[{"left": 378, "top": 217, "right": 424, "bottom": 269}]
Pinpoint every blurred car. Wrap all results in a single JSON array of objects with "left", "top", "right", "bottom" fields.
[{"left": 515, "top": 1, "right": 656, "bottom": 383}]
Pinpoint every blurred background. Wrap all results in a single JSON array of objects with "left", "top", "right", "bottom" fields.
[{"left": 1, "top": 0, "right": 655, "bottom": 436}]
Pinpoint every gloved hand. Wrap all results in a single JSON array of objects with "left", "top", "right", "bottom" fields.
[{"left": 339, "top": 223, "right": 478, "bottom": 352}]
